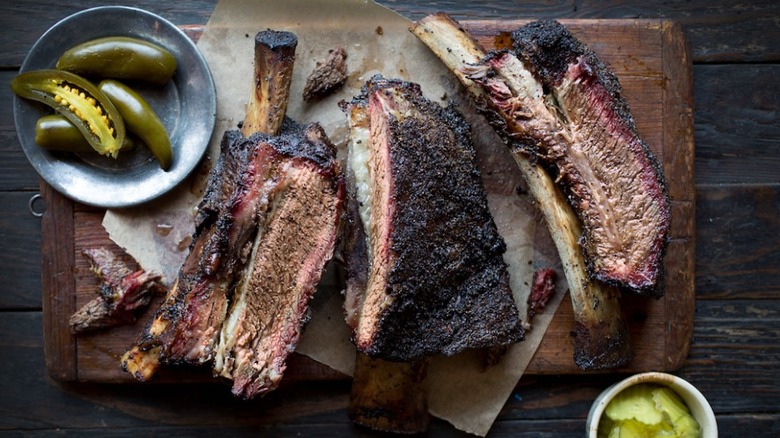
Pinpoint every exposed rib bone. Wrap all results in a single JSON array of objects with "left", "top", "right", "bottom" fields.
[{"left": 412, "top": 13, "right": 632, "bottom": 369}]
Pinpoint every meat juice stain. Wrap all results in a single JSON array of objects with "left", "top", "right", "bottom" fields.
[
  {"left": 493, "top": 32, "right": 513, "bottom": 50},
  {"left": 178, "top": 235, "right": 193, "bottom": 252},
  {"left": 156, "top": 223, "right": 173, "bottom": 237},
  {"left": 347, "top": 26, "right": 391, "bottom": 88}
]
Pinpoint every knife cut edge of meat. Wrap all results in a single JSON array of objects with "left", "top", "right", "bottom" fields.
[
  {"left": 121, "top": 30, "right": 302, "bottom": 381},
  {"left": 411, "top": 13, "right": 632, "bottom": 369},
  {"left": 510, "top": 19, "right": 670, "bottom": 297},
  {"left": 341, "top": 95, "right": 431, "bottom": 433},
  {"left": 211, "top": 123, "right": 344, "bottom": 399}
]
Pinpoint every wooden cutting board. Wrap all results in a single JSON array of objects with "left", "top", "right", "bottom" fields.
[{"left": 40, "top": 19, "right": 694, "bottom": 382}]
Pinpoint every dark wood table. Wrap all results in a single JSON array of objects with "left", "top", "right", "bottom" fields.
[{"left": 2, "top": 1, "right": 778, "bottom": 436}]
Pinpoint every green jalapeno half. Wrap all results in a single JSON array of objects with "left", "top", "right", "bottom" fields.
[
  {"left": 11, "top": 69, "right": 126, "bottom": 157},
  {"left": 57, "top": 37, "right": 177, "bottom": 85},
  {"left": 99, "top": 79, "right": 173, "bottom": 170},
  {"left": 35, "top": 114, "right": 134, "bottom": 153}
]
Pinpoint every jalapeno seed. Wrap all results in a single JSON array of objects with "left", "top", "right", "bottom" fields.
[{"left": 11, "top": 70, "right": 126, "bottom": 157}]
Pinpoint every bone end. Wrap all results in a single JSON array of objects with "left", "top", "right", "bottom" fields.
[{"left": 242, "top": 30, "right": 298, "bottom": 137}]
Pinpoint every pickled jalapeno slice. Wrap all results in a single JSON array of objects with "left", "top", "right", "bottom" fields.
[
  {"left": 98, "top": 79, "right": 173, "bottom": 170},
  {"left": 35, "top": 114, "right": 134, "bottom": 153},
  {"left": 11, "top": 69, "right": 126, "bottom": 157},
  {"left": 56, "top": 36, "right": 177, "bottom": 85}
]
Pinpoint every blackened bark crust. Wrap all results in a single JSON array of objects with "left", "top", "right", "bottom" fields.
[{"left": 353, "top": 77, "right": 524, "bottom": 361}]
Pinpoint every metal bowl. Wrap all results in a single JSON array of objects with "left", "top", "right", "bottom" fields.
[{"left": 13, "top": 6, "right": 216, "bottom": 208}]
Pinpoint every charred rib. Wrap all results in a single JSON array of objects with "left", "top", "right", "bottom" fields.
[
  {"left": 157, "top": 132, "right": 278, "bottom": 365},
  {"left": 342, "top": 75, "right": 523, "bottom": 362},
  {"left": 122, "top": 130, "right": 261, "bottom": 379},
  {"left": 342, "top": 97, "right": 431, "bottom": 435},
  {"left": 412, "top": 13, "right": 632, "bottom": 369},
  {"left": 122, "top": 30, "right": 300, "bottom": 381},
  {"left": 213, "top": 123, "right": 344, "bottom": 399},
  {"left": 242, "top": 30, "right": 298, "bottom": 137},
  {"left": 511, "top": 20, "right": 670, "bottom": 295}
]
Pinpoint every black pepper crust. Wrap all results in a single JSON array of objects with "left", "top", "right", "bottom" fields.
[
  {"left": 255, "top": 30, "right": 298, "bottom": 53},
  {"left": 195, "top": 130, "right": 259, "bottom": 235},
  {"left": 149, "top": 117, "right": 345, "bottom": 367},
  {"left": 511, "top": 19, "right": 636, "bottom": 129},
  {"left": 359, "top": 76, "right": 524, "bottom": 361},
  {"left": 246, "top": 119, "right": 339, "bottom": 173}
]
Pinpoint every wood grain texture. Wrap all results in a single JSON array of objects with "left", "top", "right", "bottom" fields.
[
  {"left": 0, "top": 192, "right": 42, "bottom": 309},
  {"left": 376, "top": 0, "right": 780, "bottom": 63},
  {"left": 683, "top": 299, "right": 780, "bottom": 413},
  {"left": 660, "top": 20, "right": 695, "bottom": 370},
  {"left": 0, "top": 71, "right": 41, "bottom": 191},
  {"left": 4, "top": 308, "right": 779, "bottom": 436},
  {"left": 0, "top": 1, "right": 217, "bottom": 67},
  {"left": 1, "top": 1, "right": 778, "bottom": 66},
  {"left": 694, "top": 65, "right": 780, "bottom": 185},
  {"left": 40, "top": 182, "right": 77, "bottom": 381},
  {"left": 695, "top": 184, "right": 780, "bottom": 299},
  {"left": 574, "top": 0, "right": 780, "bottom": 63}
]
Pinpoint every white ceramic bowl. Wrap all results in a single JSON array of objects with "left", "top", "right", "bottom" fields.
[{"left": 587, "top": 372, "right": 717, "bottom": 437}]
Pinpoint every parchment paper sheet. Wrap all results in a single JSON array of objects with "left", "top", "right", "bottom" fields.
[{"left": 103, "top": 1, "right": 566, "bottom": 435}]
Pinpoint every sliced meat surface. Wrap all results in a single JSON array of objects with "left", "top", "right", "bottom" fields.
[
  {"left": 122, "top": 131, "right": 264, "bottom": 378},
  {"left": 511, "top": 19, "right": 671, "bottom": 295},
  {"left": 213, "top": 123, "right": 344, "bottom": 399},
  {"left": 158, "top": 131, "right": 281, "bottom": 365},
  {"left": 411, "top": 13, "right": 634, "bottom": 369}
]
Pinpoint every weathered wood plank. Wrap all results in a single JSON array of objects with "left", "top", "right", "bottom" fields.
[
  {"left": 0, "top": 1, "right": 217, "bottom": 68},
  {"left": 5, "top": 415, "right": 779, "bottom": 438},
  {"left": 503, "top": 300, "right": 780, "bottom": 419},
  {"left": 3, "top": 307, "right": 779, "bottom": 434},
  {"left": 380, "top": 0, "right": 780, "bottom": 63},
  {"left": 1, "top": 1, "right": 778, "bottom": 67},
  {"left": 0, "top": 312, "right": 108, "bottom": 430},
  {"left": 682, "top": 300, "right": 780, "bottom": 414},
  {"left": 0, "top": 313, "right": 354, "bottom": 429},
  {"left": 0, "top": 71, "right": 40, "bottom": 191},
  {"left": 695, "top": 184, "right": 780, "bottom": 299},
  {"left": 694, "top": 65, "right": 780, "bottom": 186},
  {"left": 40, "top": 182, "right": 77, "bottom": 380},
  {"left": 0, "top": 192, "right": 42, "bottom": 309},
  {"left": 575, "top": 0, "right": 780, "bottom": 63}
]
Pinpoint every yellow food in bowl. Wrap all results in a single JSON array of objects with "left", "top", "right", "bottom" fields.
[{"left": 598, "top": 383, "right": 701, "bottom": 438}]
